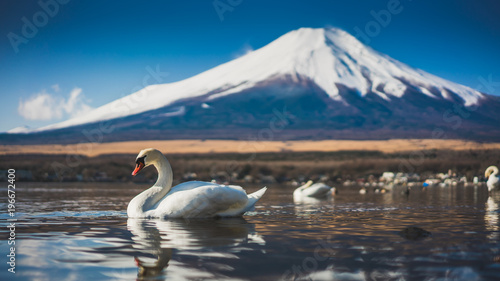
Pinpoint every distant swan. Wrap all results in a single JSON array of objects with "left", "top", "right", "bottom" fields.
[
  {"left": 293, "top": 180, "right": 334, "bottom": 201},
  {"left": 485, "top": 165, "right": 499, "bottom": 192},
  {"left": 127, "top": 148, "right": 267, "bottom": 218}
]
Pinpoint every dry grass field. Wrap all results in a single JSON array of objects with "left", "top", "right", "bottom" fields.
[
  {"left": 1, "top": 139, "right": 500, "bottom": 156},
  {"left": 2, "top": 139, "right": 499, "bottom": 182}
]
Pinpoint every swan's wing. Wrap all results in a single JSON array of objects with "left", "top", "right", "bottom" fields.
[
  {"left": 302, "top": 183, "right": 332, "bottom": 197},
  {"left": 493, "top": 176, "right": 500, "bottom": 185},
  {"left": 488, "top": 176, "right": 500, "bottom": 191},
  {"left": 167, "top": 181, "right": 219, "bottom": 194},
  {"left": 154, "top": 183, "right": 249, "bottom": 218}
]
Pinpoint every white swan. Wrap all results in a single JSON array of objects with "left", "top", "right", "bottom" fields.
[
  {"left": 293, "top": 180, "right": 334, "bottom": 201},
  {"left": 127, "top": 148, "right": 267, "bottom": 218},
  {"left": 485, "top": 165, "right": 499, "bottom": 192}
]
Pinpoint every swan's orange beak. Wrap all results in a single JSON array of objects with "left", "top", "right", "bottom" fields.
[{"left": 132, "top": 162, "right": 145, "bottom": 176}]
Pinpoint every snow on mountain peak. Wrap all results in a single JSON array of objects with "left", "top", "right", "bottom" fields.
[
  {"left": 7, "top": 126, "right": 31, "bottom": 134},
  {"left": 35, "top": 27, "right": 485, "bottom": 132}
]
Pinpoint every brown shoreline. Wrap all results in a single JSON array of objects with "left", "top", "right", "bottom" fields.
[{"left": 1, "top": 139, "right": 499, "bottom": 157}]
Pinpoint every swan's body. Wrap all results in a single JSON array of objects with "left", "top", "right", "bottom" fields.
[
  {"left": 293, "top": 180, "right": 334, "bottom": 201},
  {"left": 485, "top": 166, "right": 499, "bottom": 192},
  {"left": 127, "top": 148, "right": 267, "bottom": 218}
]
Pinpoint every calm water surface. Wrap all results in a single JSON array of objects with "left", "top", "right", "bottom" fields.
[{"left": 1, "top": 182, "right": 500, "bottom": 280}]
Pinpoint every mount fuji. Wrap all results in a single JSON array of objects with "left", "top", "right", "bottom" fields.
[{"left": 4, "top": 27, "right": 500, "bottom": 144}]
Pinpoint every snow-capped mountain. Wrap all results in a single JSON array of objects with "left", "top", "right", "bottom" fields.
[{"left": 4, "top": 27, "right": 500, "bottom": 143}]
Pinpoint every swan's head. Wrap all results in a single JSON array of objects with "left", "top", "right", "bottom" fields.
[
  {"left": 485, "top": 166, "right": 499, "bottom": 178},
  {"left": 132, "top": 148, "right": 163, "bottom": 176}
]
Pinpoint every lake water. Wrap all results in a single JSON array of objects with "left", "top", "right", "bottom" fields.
[{"left": 1, "top": 182, "right": 500, "bottom": 280}]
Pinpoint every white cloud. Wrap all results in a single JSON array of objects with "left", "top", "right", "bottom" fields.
[
  {"left": 18, "top": 87, "right": 93, "bottom": 121},
  {"left": 18, "top": 91, "right": 62, "bottom": 120}
]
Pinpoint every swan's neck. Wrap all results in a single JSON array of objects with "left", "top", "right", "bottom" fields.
[
  {"left": 300, "top": 180, "right": 313, "bottom": 190},
  {"left": 492, "top": 167, "right": 499, "bottom": 176},
  {"left": 153, "top": 156, "right": 173, "bottom": 191},
  {"left": 128, "top": 156, "right": 173, "bottom": 215}
]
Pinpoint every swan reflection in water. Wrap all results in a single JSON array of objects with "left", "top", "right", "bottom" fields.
[
  {"left": 128, "top": 219, "right": 172, "bottom": 279},
  {"left": 293, "top": 193, "right": 334, "bottom": 223},
  {"left": 485, "top": 194, "right": 500, "bottom": 241},
  {"left": 127, "top": 217, "right": 264, "bottom": 279}
]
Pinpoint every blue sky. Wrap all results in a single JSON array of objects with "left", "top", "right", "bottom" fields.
[{"left": 1, "top": 0, "right": 499, "bottom": 132}]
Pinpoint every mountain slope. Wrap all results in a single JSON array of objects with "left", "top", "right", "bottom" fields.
[{"left": 3, "top": 27, "right": 500, "bottom": 143}]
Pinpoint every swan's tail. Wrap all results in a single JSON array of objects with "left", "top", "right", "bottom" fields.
[
  {"left": 241, "top": 186, "right": 267, "bottom": 213},
  {"left": 217, "top": 187, "right": 267, "bottom": 217},
  {"left": 249, "top": 186, "right": 267, "bottom": 201}
]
